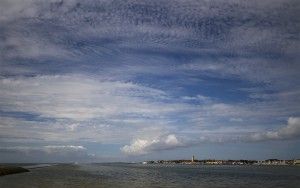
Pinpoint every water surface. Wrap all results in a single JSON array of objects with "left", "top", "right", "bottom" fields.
[{"left": 0, "top": 163, "right": 299, "bottom": 188}]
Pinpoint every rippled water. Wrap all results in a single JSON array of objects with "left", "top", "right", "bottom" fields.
[{"left": 0, "top": 163, "right": 299, "bottom": 188}]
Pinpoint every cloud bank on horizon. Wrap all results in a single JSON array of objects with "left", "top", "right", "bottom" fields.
[{"left": 0, "top": 0, "right": 299, "bottom": 162}]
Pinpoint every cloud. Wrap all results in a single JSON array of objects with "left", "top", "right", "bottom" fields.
[
  {"left": 0, "top": 0, "right": 80, "bottom": 22},
  {"left": 1, "top": 34, "right": 74, "bottom": 60},
  {"left": 250, "top": 117, "right": 300, "bottom": 141},
  {"left": 181, "top": 57, "right": 300, "bottom": 86},
  {"left": 194, "top": 117, "right": 300, "bottom": 143},
  {"left": 1, "top": 73, "right": 298, "bottom": 145},
  {"left": 181, "top": 95, "right": 212, "bottom": 104},
  {"left": 121, "top": 134, "right": 183, "bottom": 155},
  {"left": 121, "top": 117, "right": 300, "bottom": 155},
  {"left": 0, "top": 145, "right": 93, "bottom": 162},
  {"left": 43, "top": 145, "right": 86, "bottom": 153},
  {"left": 0, "top": 0, "right": 37, "bottom": 22},
  {"left": 0, "top": 0, "right": 299, "bottom": 161},
  {"left": 1, "top": 0, "right": 298, "bottom": 63},
  {"left": 0, "top": 145, "right": 86, "bottom": 154},
  {"left": 229, "top": 118, "right": 243, "bottom": 122},
  {"left": 0, "top": 74, "right": 172, "bottom": 121},
  {"left": 0, "top": 74, "right": 189, "bottom": 143}
]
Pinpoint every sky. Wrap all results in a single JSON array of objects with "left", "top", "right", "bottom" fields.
[{"left": 0, "top": 0, "right": 300, "bottom": 163}]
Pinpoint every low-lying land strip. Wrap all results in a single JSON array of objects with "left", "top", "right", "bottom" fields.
[
  {"left": 0, "top": 166, "right": 29, "bottom": 176},
  {"left": 143, "top": 159, "right": 300, "bottom": 165}
]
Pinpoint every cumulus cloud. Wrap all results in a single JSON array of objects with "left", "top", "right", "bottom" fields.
[
  {"left": 121, "top": 134, "right": 183, "bottom": 155},
  {"left": 0, "top": 0, "right": 299, "bottom": 161},
  {"left": 250, "top": 117, "right": 300, "bottom": 141},
  {"left": 192, "top": 117, "right": 300, "bottom": 144},
  {"left": 121, "top": 117, "right": 300, "bottom": 155},
  {"left": 0, "top": 73, "right": 298, "bottom": 145},
  {"left": 0, "top": 75, "right": 190, "bottom": 143}
]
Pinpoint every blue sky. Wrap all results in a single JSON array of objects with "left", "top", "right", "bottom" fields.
[{"left": 0, "top": 0, "right": 300, "bottom": 162}]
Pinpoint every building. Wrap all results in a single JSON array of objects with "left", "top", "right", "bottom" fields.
[
  {"left": 294, "top": 159, "right": 300, "bottom": 165},
  {"left": 192, "top": 155, "right": 195, "bottom": 162}
]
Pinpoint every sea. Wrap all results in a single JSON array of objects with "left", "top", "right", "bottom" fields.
[{"left": 0, "top": 163, "right": 299, "bottom": 188}]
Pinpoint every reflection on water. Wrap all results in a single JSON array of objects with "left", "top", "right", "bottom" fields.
[{"left": 0, "top": 163, "right": 300, "bottom": 188}]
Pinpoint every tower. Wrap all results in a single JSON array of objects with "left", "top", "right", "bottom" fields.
[{"left": 192, "top": 155, "right": 195, "bottom": 162}]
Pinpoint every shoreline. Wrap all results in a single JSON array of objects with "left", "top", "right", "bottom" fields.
[
  {"left": 0, "top": 166, "right": 29, "bottom": 176},
  {"left": 142, "top": 159, "right": 300, "bottom": 166}
]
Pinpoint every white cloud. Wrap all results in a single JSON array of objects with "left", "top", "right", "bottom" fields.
[
  {"left": 165, "top": 134, "right": 180, "bottom": 145},
  {"left": 121, "top": 134, "right": 183, "bottom": 155},
  {"left": 229, "top": 118, "right": 243, "bottom": 122},
  {"left": 0, "top": 0, "right": 299, "bottom": 161},
  {"left": 0, "top": 0, "right": 80, "bottom": 22},
  {"left": 2, "top": 34, "right": 74, "bottom": 60},
  {"left": 181, "top": 57, "right": 300, "bottom": 86},
  {"left": 1, "top": 74, "right": 299, "bottom": 147},
  {"left": 181, "top": 95, "right": 211, "bottom": 103},
  {"left": 0, "top": 74, "right": 173, "bottom": 121},
  {"left": 250, "top": 117, "right": 300, "bottom": 141},
  {"left": 0, "top": 0, "right": 37, "bottom": 22},
  {"left": 0, "top": 75, "right": 188, "bottom": 143},
  {"left": 0, "top": 145, "right": 92, "bottom": 162},
  {"left": 121, "top": 139, "right": 158, "bottom": 155},
  {"left": 43, "top": 145, "right": 86, "bottom": 153},
  {"left": 121, "top": 117, "right": 300, "bottom": 155},
  {"left": 0, "top": 145, "right": 86, "bottom": 154}
]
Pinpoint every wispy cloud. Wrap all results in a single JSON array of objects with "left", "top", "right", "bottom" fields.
[
  {"left": 0, "top": 0, "right": 299, "bottom": 161},
  {"left": 0, "top": 74, "right": 170, "bottom": 121},
  {"left": 0, "top": 145, "right": 86, "bottom": 154},
  {"left": 121, "top": 117, "right": 300, "bottom": 155},
  {"left": 0, "top": 145, "right": 94, "bottom": 162}
]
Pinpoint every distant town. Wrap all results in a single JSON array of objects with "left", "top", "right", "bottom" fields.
[{"left": 142, "top": 156, "right": 300, "bottom": 166}]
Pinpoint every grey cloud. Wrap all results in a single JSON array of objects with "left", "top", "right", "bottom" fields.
[
  {"left": 181, "top": 57, "right": 300, "bottom": 86},
  {"left": 250, "top": 117, "right": 300, "bottom": 141},
  {"left": 1, "top": 73, "right": 299, "bottom": 146},
  {"left": 1, "top": 0, "right": 298, "bottom": 62},
  {"left": 0, "top": 145, "right": 93, "bottom": 163},
  {"left": 0, "top": 145, "right": 86, "bottom": 153},
  {"left": 194, "top": 117, "right": 300, "bottom": 143},
  {"left": 0, "top": 74, "right": 172, "bottom": 121},
  {"left": 121, "top": 117, "right": 300, "bottom": 155},
  {"left": 0, "top": 0, "right": 299, "bottom": 160}
]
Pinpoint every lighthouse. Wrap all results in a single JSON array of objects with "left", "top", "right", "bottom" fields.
[{"left": 192, "top": 155, "right": 195, "bottom": 162}]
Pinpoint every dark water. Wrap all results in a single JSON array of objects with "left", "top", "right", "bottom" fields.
[{"left": 0, "top": 163, "right": 300, "bottom": 188}]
